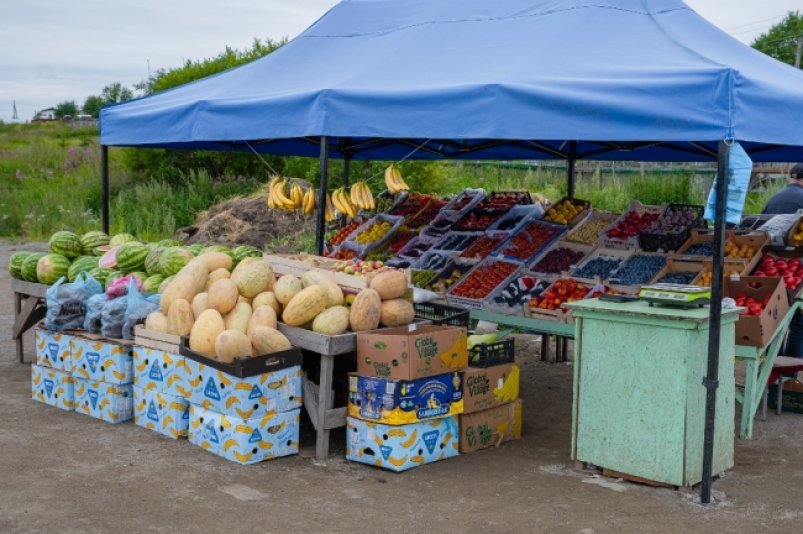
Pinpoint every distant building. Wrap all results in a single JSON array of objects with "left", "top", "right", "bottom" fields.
[{"left": 32, "top": 108, "right": 56, "bottom": 121}]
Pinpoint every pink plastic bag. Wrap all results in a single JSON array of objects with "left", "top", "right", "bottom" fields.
[{"left": 105, "top": 274, "right": 143, "bottom": 299}]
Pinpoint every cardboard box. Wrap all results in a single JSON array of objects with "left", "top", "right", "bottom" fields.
[
  {"left": 34, "top": 328, "right": 73, "bottom": 372},
  {"left": 459, "top": 399, "right": 523, "bottom": 453},
  {"left": 31, "top": 364, "right": 75, "bottom": 411},
  {"left": 74, "top": 377, "right": 133, "bottom": 424},
  {"left": 133, "top": 386, "right": 190, "bottom": 439},
  {"left": 188, "top": 404, "right": 300, "bottom": 465},
  {"left": 71, "top": 335, "right": 133, "bottom": 385},
  {"left": 758, "top": 212, "right": 801, "bottom": 245},
  {"left": 346, "top": 416, "right": 460, "bottom": 472},
  {"left": 185, "top": 358, "right": 302, "bottom": 419},
  {"left": 786, "top": 214, "right": 803, "bottom": 247},
  {"left": 462, "top": 363, "right": 519, "bottom": 414},
  {"left": 725, "top": 276, "right": 790, "bottom": 348},
  {"left": 348, "top": 372, "right": 463, "bottom": 425},
  {"left": 357, "top": 325, "right": 468, "bottom": 380},
  {"left": 132, "top": 346, "right": 191, "bottom": 399}
]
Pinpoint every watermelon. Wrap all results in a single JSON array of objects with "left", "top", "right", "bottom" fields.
[
  {"left": 129, "top": 271, "right": 148, "bottom": 284},
  {"left": 93, "top": 245, "right": 111, "bottom": 257},
  {"left": 158, "top": 239, "right": 181, "bottom": 247},
  {"left": 233, "top": 245, "right": 262, "bottom": 265},
  {"left": 144, "top": 247, "right": 164, "bottom": 276},
  {"left": 49, "top": 231, "right": 82, "bottom": 259},
  {"left": 8, "top": 251, "right": 32, "bottom": 280},
  {"left": 203, "top": 245, "right": 234, "bottom": 261},
  {"left": 143, "top": 274, "right": 165, "bottom": 294},
  {"left": 159, "top": 247, "right": 194, "bottom": 276},
  {"left": 109, "top": 233, "right": 137, "bottom": 247},
  {"left": 21, "top": 253, "right": 45, "bottom": 282},
  {"left": 89, "top": 267, "right": 114, "bottom": 285},
  {"left": 188, "top": 244, "right": 205, "bottom": 256},
  {"left": 99, "top": 246, "right": 120, "bottom": 268},
  {"left": 37, "top": 254, "right": 70, "bottom": 285},
  {"left": 80, "top": 231, "right": 110, "bottom": 255},
  {"left": 67, "top": 256, "right": 99, "bottom": 282},
  {"left": 115, "top": 242, "right": 148, "bottom": 273}
]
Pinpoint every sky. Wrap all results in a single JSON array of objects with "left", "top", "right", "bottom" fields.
[{"left": 0, "top": 0, "right": 799, "bottom": 123}]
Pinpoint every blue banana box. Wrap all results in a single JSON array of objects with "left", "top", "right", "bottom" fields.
[
  {"left": 71, "top": 335, "right": 133, "bottom": 385},
  {"left": 31, "top": 364, "right": 75, "bottom": 411},
  {"left": 188, "top": 404, "right": 300, "bottom": 465},
  {"left": 34, "top": 328, "right": 73, "bottom": 373},
  {"left": 346, "top": 416, "right": 460, "bottom": 472},
  {"left": 74, "top": 377, "right": 133, "bottom": 424},
  {"left": 186, "top": 358, "right": 302, "bottom": 419},
  {"left": 347, "top": 372, "right": 464, "bottom": 425},
  {"left": 132, "top": 346, "right": 191, "bottom": 399},
  {"left": 133, "top": 386, "right": 190, "bottom": 439}
]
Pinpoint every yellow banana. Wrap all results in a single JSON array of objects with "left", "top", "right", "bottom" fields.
[
  {"left": 291, "top": 184, "right": 303, "bottom": 209},
  {"left": 392, "top": 165, "right": 410, "bottom": 191},
  {"left": 274, "top": 180, "right": 295, "bottom": 210},
  {"left": 304, "top": 189, "right": 316, "bottom": 215},
  {"left": 332, "top": 187, "right": 352, "bottom": 218},
  {"left": 340, "top": 188, "right": 357, "bottom": 218},
  {"left": 384, "top": 165, "right": 399, "bottom": 193},
  {"left": 361, "top": 181, "right": 376, "bottom": 210},
  {"left": 325, "top": 193, "right": 336, "bottom": 222},
  {"left": 350, "top": 182, "right": 361, "bottom": 208}
]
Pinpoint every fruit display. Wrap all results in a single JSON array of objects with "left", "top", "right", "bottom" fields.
[
  {"left": 389, "top": 193, "right": 432, "bottom": 217},
  {"left": 639, "top": 205, "right": 704, "bottom": 252},
  {"left": 530, "top": 245, "right": 587, "bottom": 275},
  {"left": 326, "top": 247, "right": 358, "bottom": 261},
  {"left": 489, "top": 207, "right": 538, "bottom": 232},
  {"left": 266, "top": 176, "right": 317, "bottom": 215},
  {"left": 566, "top": 213, "right": 617, "bottom": 245},
  {"left": 654, "top": 268, "right": 700, "bottom": 285},
  {"left": 331, "top": 186, "right": 358, "bottom": 219},
  {"left": 353, "top": 220, "right": 393, "bottom": 245},
  {"left": 328, "top": 220, "right": 362, "bottom": 247},
  {"left": 528, "top": 278, "right": 592, "bottom": 311},
  {"left": 425, "top": 262, "right": 474, "bottom": 294},
  {"left": 475, "top": 191, "right": 531, "bottom": 211},
  {"left": 449, "top": 260, "right": 518, "bottom": 301},
  {"left": 460, "top": 233, "right": 508, "bottom": 260},
  {"left": 415, "top": 251, "right": 453, "bottom": 271},
  {"left": 733, "top": 293, "right": 771, "bottom": 317},
  {"left": 695, "top": 267, "right": 743, "bottom": 287},
  {"left": 386, "top": 229, "right": 416, "bottom": 255},
  {"left": 397, "top": 235, "right": 436, "bottom": 260},
  {"left": 36, "top": 254, "right": 71, "bottom": 285},
  {"left": 490, "top": 274, "right": 548, "bottom": 310},
  {"left": 444, "top": 189, "right": 485, "bottom": 213},
  {"left": 604, "top": 207, "right": 661, "bottom": 242},
  {"left": 753, "top": 254, "right": 803, "bottom": 292},
  {"left": 543, "top": 198, "right": 587, "bottom": 225},
  {"left": 455, "top": 209, "right": 503, "bottom": 231},
  {"left": 384, "top": 164, "right": 410, "bottom": 194},
  {"left": 609, "top": 254, "right": 667, "bottom": 286},
  {"left": 789, "top": 220, "right": 803, "bottom": 246},
  {"left": 496, "top": 221, "right": 563, "bottom": 262},
  {"left": 349, "top": 181, "right": 376, "bottom": 211},
  {"left": 571, "top": 254, "right": 625, "bottom": 281},
  {"left": 434, "top": 232, "right": 480, "bottom": 252},
  {"left": 724, "top": 238, "right": 759, "bottom": 260},
  {"left": 683, "top": 241, "right": 714, "bottom": 256},
  {"left": 411, "top": 269, "right": 438, "bottom": 288},
  {"left": 330, "top": 259, "right": 388, "bottom": 276}
]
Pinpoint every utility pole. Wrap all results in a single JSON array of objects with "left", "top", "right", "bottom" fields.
[{"left": 796, "top": 36, "right": 802, "bottom": 68}]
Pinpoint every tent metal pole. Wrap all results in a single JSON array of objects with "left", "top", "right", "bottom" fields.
[
  {"left": 567, "top": 141, "right": 577, "bottom": 197},
  {"left": 101, "top": 145, "right": 109, "bottom": 234},
  {"left": 700, "top": 140, "right": 730, "bottom": 505},
  {"left": 316, "top": 137, "right": 330, "bottom": 256}
]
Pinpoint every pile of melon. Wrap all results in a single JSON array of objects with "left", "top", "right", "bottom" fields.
[{"left": 145, "top": 253, "right": 414, "bottom": 364}]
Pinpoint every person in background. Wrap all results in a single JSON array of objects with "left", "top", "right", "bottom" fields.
[{"left": 763, "top": 163, "right": 803, "bottom": 357}]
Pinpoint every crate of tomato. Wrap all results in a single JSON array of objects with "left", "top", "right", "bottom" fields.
[
  {"left": 447, "top": 258, "right": 521, "bottom": 310},
  {"left": 526, "top": 277, "right": 605, "bottom": 324},
  {"left": 459, "top": 231, "right": 510, "bottom": 262}
]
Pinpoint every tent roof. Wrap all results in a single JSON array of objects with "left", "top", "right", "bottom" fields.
[{"left": 100, "top": 0, "right": 803, "bottom": 162}]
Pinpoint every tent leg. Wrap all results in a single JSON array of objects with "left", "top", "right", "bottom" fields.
[
  {"left": 567, "top": 141, "right": 577, "bottom": 198},
  {"left": 316, "top": 137, "right": 329, "bottom": 256},
  {"left": 101, "top": 145, "right": 109, "bottom": 234},
  {"left": 700, "top": 140, "right": 730, "bottom": 505}
]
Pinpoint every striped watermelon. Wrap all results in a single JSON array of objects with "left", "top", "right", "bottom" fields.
[
  {"left": 143, "top": 275, "right": 165, "bottom": 294},
  {"left": 21, "top": 253, "right": 45, "bottom": 282},
  {"left": 233, "top": 245, "right": 262, "bottom": 265},
  {"left": 159, "top": 247, "right": 194, "bottom": 276},
  {"left": 188, "top": 244, "right": 204, "bottom": 256},
  {"left": 109, "top": 233, "right": 137, "bottom": 247},
  {"left": 89, "top": 267, "right": 114, "bottom": 285},
  {"left": 129, "top": 271, "right": 148, "bottom": 284},
  {"left": 158, "top": 239, "right": 181, "bottom": 247},
  {"left": 49, "top": 231, "right": 82, "bottom": 259},
  {"left": 115, "top": 242, "right": 148, "bottom": 273},
  {"left": 67, "top": 256, "right": 100, "bottom": 282},
  {"left": 8, "top": 251, "right": 32, "bottom": 280},
  {"left": 80, "top": 231, "right": 110, "bottom": 255},
  {"left": 37, "top": 254, "right": 71, "bottom": 285},
  {"left": 144, "top": 247, "right": 164, "bottom": 276}
]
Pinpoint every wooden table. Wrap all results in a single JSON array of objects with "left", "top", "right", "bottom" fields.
[
  {"left": 11, "top": 279, "right": 49, "bottom": 364},
  {"left": 734, "top": 299, "right": 801, "bottom": 439}
]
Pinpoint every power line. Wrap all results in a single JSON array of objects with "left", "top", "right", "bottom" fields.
[{"left": 725, "top": 13, "right": 786, "bottom": 31}]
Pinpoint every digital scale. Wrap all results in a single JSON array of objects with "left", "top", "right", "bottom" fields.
[{"left": 638, "top": 284, "right": 712, "bottom": 308}]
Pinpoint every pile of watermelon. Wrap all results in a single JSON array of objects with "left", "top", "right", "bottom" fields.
[{"left": 7, "top": 230, "right": 263, "bottom": 292}]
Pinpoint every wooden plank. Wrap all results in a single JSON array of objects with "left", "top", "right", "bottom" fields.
[
  {"left": 11, "top": 279, "right": 49, "bottom": 298},
  {"left": 303, "top": 377, "right": 320, "bottom": 431},
  {"left": 324, "top": 407, "right": 347, "bottom": 430},
  {"left": 277, "top": 324, "right": 357, "bottom": 356},
  {"left": 13, "top": 296, "right": 44, "bottom": 338},
  {"left": 133, "top": 326, "right": 181, "bottom": 352},
  {"left": 602, "top": 468, "right": 677, "bottom": 489},
  {"left": 134, "top": 338, "right": 180, "bottom": 353}
]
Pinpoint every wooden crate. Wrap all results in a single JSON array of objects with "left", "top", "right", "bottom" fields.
[
  {"left": 265, "top": 253, "right": 411, "bottom": 291},
  {"left": 529, "top": 239, "right": 595, "bottom": 279},
  {"left": 598, "top": 201, "right": 664, "bottom": 250},
  {"left": 649, "top": 258, "right": 704, "bottom": 285},
  {"left": 564, "top": 210, "right": 619, "bottom": 246},
  {"left": 569, "top": 247, "right": 632, "bottom": 284},
  {"left": 133, "top": 325, "right": 181, "bottom": 353}
]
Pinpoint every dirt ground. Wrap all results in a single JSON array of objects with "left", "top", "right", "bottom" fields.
[{"left": 2, "top": 242, "right": 803, "bottom": 533}]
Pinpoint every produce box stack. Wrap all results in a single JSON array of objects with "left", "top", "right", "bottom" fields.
[
  {"left": 347, "top": 323, "right": 468, "bottom": 472},
  {"left": 71, "top": 332, "right": 135, "bottom": 423},
  {"left": 459, "top": 334, "right": 522, "bottom": 454},
  {"left": 31, "top": 327, "right": 77, "bottom": 412}
]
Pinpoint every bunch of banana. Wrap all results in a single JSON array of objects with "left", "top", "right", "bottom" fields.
[
  {"left": 331, "top": 187, "right": 357, "bottom": 218},
  {"left": 384, "top": 164, "right": 410, "bottom": 194},
  {"left": 290, "top": 183, "right": 304, "bottom": 210},
  {"left": 325, "top": 193, "right": 337, "bottom": 222},
  {"left": 301, "top": 188, "right": 317, "bottom": 215},
  {"left": 267, "top": 176, "right": 296, "bottom": 210},
  {"left": 349, "top": 181, "right": 375, "bottom": 210}
]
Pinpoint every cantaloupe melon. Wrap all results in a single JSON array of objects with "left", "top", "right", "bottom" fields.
[
  {"left": 282, "top": 285, "right": 328, "bottom": 326},
  {"left": 224, "top": 301, "right": 252, "bottom": 333},
  {"left": 189, "top": 309, "right": 225, "bottom": 357},
  {"left": 246, "top": 306, "right": 278, "bottom": 338},
  {"left": 380, "top": 298, "right": 415, "bottom": 327},
  {"left": 312, "top": 305, "right": 350, "bottom": 335},
  {"left": 215, "top": 330, "right": 252, "bottom": 363},
  {"left": 207, "top": 278, "right": 238, "bottom": 315},
  {"left": 273, "top": 274, "right": 303, "bottom": 305},
  {"left": 167, "top": 299, "right": 194, "bottom": 335},
  {"left": 251, "top": 326, "right": 292, "bottom": 355},
  {"left": 349, "top": 288, "right": 382, "bottom": 331},
  {"left": 369, "top": 270, "right": 408, "bottom": 300}
]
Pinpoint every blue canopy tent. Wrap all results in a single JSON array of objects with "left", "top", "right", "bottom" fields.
[{"left": 100, "top": 0, "right": 803, "bottom": 503}]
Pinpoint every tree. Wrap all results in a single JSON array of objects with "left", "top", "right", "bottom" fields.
[
  {"left": 82, "top": 95, "right": 105, "bottom": 118},
  {"left": 54, "top": 100, "right": 78, "bottom": 119},
  {"left": 101, "top": 83, "right": 134, "bottom": 104},
  {"left": 752, "top": 11, "right": 803, "bottom": 67}
]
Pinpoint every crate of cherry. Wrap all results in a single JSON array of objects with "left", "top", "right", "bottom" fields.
[
  {"left": 422, "top": 211, "right": 461, "bottom": 238},
  {"left": 385, "top": 228, "right": 417, "bottom": 257},
  {"left": 433, "top": 231, "right": 484, "bottom": 253},
  {"left": 455, "top": 208, "right": 506, "bottom": 232},
  {"left": 485, "top": 271, "right": 549, "bottom": 315},
  {"left": 459, "top": 231, "right": 510, "bottom": 262},
  {"left": 447, "top": 258, "right": 521, "bottom": 310},
  {"left": 494, "top": 220, "right": 566, "bottom": 264},
  {"left": 528, "top": 240, "right": 594, "bottom": 280},
  {"left": 638, "top": 203, "right": 706, "bottom": 253},
  {"left": 526, "top": 278, "right": 605, "bottom": 324},
  {"left": 600, "top": 201, "right": 663, "bottom": 250},
  {"left": 443, "top": 188, "right": 487, "bottom": 215},
  {"left": 488, "top": 204, "right": 544, "bottom": 233}
]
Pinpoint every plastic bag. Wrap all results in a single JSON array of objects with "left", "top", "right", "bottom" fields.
[
  {"left": 45, "top": 274, "right": 103, "bottom": 331},
  {"left": 704, "top": 142, "right": 753, "bottom": 225},
  {"left": 122, "top": 283, "right": 161, "bottom": 340},
  {"left": 100, "top": 279, "right": 140, "bottom": 339},
  {"left": 84, "top": 293, "right": 109, "bottom": 333},
  {"left": 106, "top": 274, "right": 143, "bottom": 299}
]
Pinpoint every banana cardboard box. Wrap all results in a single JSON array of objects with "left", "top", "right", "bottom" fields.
[
  {"left": 133, "top": 386, "right": 190, "bottom": 439},
  {"left": 356, "top": 325, "right": 468, "bottom": 381},
  {"left": 185, "top": 358, "right": 302, "bottom": 419},
  {"left": 462, "top": 363, "right": 520, "bottom": 414},
  {"left": 188, "top": 404, "right": 300, "bottom": 465},
  {"left": 34, "top": 327, "right": 73, "bottom": 373},
  {"left": 71, "top": 335, "right": 133, "bottom": 385},
  {"left": 132, "top": 346, "right": 191, "bottom": 399},
  {"left": 346, "top": 416, "right": 460, "bottom": 472},
  {"left": 347, "top": 372, "right": 463, "bottom": 425},
  {"left": 459, "top": 399, "right": 522, "bottom": 454},
  {"left": 74, "top": 377, "right": 133, "bottom": 424},
  {"left": 31, "top": 364, "right": 75, "bottom": 411}
]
